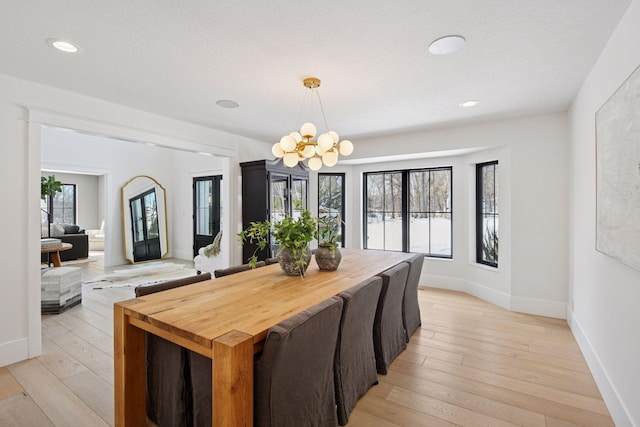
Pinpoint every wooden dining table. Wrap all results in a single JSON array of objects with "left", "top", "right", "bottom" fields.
[{"left": 114, "top": 248, "right": 413, "bottom": 426}]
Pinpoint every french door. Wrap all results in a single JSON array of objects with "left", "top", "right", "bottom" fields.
[{"left": 193, "top": 175, "right": 223, "bottom": 257}]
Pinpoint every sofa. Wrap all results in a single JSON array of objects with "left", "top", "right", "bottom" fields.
[
  {"left": 41, "top": 223, "right": 89, "bottom": 262},
  {"left": 87, "top": 221, "right": 105, "bottom": 251}
]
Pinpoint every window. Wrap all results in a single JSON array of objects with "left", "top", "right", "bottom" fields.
[
  {"left": 364, "top": 167, "right": 452, "bottom": 257},
  {"left": 318, "top": 173, "right": 345, "bottom": 247},
  {"left": 408, "top": 168, "right": 452, "bottom": 257},
  {"left": 47, "top": 183, "right": 76, "bottom": 224},
  {"left": 476, "top": 161, "right": 498, "bottom": 267}
]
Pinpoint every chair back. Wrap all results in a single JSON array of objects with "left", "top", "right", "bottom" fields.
[
  {"left": 214, "top": 261, "right": 265, "bottom": 278},
  {"left": 374, "top": 262, "right": 409, "bottom": 374},
  {"left": 136, "top": 272, "right": 211, "bottom": 426},
  {"left": 335, "top": 276, "right": 382, "bottom": 425},
  {"left": 135, "top": 272, "right": 211, "bottom": 297},
  {"left": 403, "top": 254, "right": 424, "bottom": 341},
  {"left": 255, "top": 296, "right": 343, "bottom": 427}
]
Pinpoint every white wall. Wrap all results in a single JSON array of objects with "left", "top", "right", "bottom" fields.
[
  {"left": 41, "top": 127, "right": 230, "bottom": 266},
  {"left": 40, "top": 171, "right": 100, "bottom": 230},
  {"left": 568, "top": 0, "right": 640, "bottom": 425},
  {"left": 0, "top": 73, "right": 271, "bottom": 368},
  {"left": 342, "top": 113, "right": 569, "bottom": 318}
]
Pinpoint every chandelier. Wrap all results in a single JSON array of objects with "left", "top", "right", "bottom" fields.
[{"left": 271, "top": 77, "right": 353, "bottom": 171}]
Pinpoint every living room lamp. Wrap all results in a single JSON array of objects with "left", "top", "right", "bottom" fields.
[{"left": 271, "top": 77, "right": 353, "bottom": 171}]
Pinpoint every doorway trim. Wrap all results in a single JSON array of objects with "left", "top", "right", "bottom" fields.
[{"left": 27, "top": 108, "right": 234, "bottom": 359}]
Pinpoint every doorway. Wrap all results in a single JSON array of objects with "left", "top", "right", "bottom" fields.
[{"left": 193, "top": 175, "right": 223, "bottom": 257}]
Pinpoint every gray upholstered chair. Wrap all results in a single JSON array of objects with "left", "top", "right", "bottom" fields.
[
  {"left": 335, "top": 276, "right": 383, "bottom": 425},
  {"left": 264, "top": 257, "right": 279, "bottom": 265},
  {"left": 374, "top": 262, "right": 409, "bottom": 375},
  {"left": 254, "top": 296, "right": 344, "bottom": 427},
  {"left": 134, "top": 272, "right": 212, "bottom": 427},
  {"left": 187, "top": 351, "right": 212, "bottom": 427},
  {"left": 403, "top": 254, "right": 424, "bottom": 342},
  {"left": 213, "top": 261, "right": 266, "bottom": 278}
]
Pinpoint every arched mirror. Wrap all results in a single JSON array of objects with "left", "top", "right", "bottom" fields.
[{"left": 122, "top": 175, "right": 168, "bottom": 263}]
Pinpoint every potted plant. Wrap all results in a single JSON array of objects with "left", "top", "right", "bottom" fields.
[
  {"left": 239, "top": 209, "right": 317, "bottom": 277},
  {"left": 315, "top": 214, "right": 342, "bottom": 271},
  {"left": 41, "top": 175, "right": 63, "bottom": 237},
  {"left": 41, "top": 175, "right": 63, "bottom": 201}
]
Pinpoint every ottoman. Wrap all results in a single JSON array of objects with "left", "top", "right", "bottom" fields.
[{"left": 41, "top": 267, "right": 82, "bottom": 314}]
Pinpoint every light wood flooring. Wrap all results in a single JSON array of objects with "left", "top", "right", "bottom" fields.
[{"left": 1, "top": 255, "right": 613, "bottom": 426}]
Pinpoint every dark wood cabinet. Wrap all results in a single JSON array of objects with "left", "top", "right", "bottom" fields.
[{"left": 240, "top": 159, "right": 309, "bottom": 262}]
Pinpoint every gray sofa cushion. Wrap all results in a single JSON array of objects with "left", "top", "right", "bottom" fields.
[
  {"left": 335, "top": 276, "right": 382, "bottom": 425},
  {"left": 255, "top": 296, "right": 343, "bottom": 427},
  {"left": 62, "top": 224, "right": 81, "bottom": 234},
  {"left": 374, "top": 262, "right": 409, "bottom": 375},
  {"left": 403, "top": 254, "right": 424, "bottom": 342}
]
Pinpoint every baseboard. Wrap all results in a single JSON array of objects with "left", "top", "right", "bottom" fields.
[
  {"left": 423, "top": 274, "right": 566, "bottom": 319},
  {"left": 0, "top": 338, "right": 28, "bottom": 368},
  {"left": 510, "top": 295, "right": 567, "bottom": 319},
  {"left": 422, "top": 274, "right": 510, "bottom": 311},
  {"left": 568, "top": 306, "right": 635, "bottom": 427},
  {"left": 170, "top": 249, "right": 194, "bottom": 262}
]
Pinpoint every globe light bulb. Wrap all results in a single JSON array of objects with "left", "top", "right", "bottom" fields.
[
  {"left": 289, "top": 132, "right": 303, "bottom": 143},
  {"left": 315, "top": 144, "right": 327, "bottom": 156},
  {"left": 317, "top": 133, "right": 334, "bottom": 153},
  {"left": 328, "top": 131, "right": 339, "bottom": 143},
  {"left": 300, "top": 122, "right": 317, "bottom": 139},
  {"left": 302, "top": 144, "right": 315, "bottom": 158},
  {"left": 338, "top": 140, "right": 353, "bottom": 156},
  {"left": 308, "top": 156, "right": 323, "bottom": 171},
  {"left": 272, "top": 142, "right": 285, "bottom": 158},
  {"left": 283, "top": 152, "right": 300, "bottom": 167},
  {"left": 322, "top": 150, "right": 338, "bottom": 167},
  {"left": 280, "top": 135, "right": 297, "bottom": 152}
]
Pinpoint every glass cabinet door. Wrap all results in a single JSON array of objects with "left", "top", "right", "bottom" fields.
[
  {"left": 291, "top": 177, "right": 308, "bottom": 219},
  {"left": 270, "top": 174, "right": 288, "bottom": 223}
]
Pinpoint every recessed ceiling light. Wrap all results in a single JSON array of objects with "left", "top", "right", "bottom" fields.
[
  {"left": 460, "top": 100, "right": 480, "bottom": 108},
  {"left": 46, "top": 38, "right": 81, "bottom": 53},
  {"left": 216, "top": 100, "right": 239, "bottom": 109},
  {"left": 428, "top": 35, "right": 465, "bottom": 55}
]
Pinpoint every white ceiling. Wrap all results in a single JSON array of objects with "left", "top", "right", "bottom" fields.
[{"left": 0, "top": 0, "right": 631, "bottom": 144}]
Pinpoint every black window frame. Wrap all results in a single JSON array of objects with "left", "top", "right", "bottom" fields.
[
  {"left": 317, "top": 173, "right": 345, "bottom": 248},
  {"left": 476, "top": 161, "right": 499, "bottom": 268},
  {"left": 47, "top": 183, "right": 76, "bottom": 225},
  {"left": 363, "top": 167, "right": 452, "bottom": 258}
]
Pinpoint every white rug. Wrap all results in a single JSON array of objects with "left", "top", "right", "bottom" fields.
[
  {"left": 88, "top": 262, "right": 198, "bottom": 289},
  {"left": 61, "top": 257, "right": 98, "bottom": 266}
]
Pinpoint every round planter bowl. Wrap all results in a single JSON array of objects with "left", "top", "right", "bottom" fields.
[
  {"left": 314, "top": 245, "right": 342, "bottom": 271},
  {"left": 278, "top": 247, "right": 312, "bottom": 276}
]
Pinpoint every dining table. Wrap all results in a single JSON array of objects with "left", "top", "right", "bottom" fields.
[{"left": 114, "top": 248, "right": 414, "bottom": 426}]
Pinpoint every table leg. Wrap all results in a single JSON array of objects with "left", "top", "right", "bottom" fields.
[
  {"left": 50, "top": 251, "right": 62, "bottom": 267},
  {"left": 114, "top": 304, "right": 146, "bottom": 426},
  {"left": 213, "top": 330, "right": 254, "bottom": 426}
]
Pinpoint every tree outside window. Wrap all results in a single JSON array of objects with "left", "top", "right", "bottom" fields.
[
  {"left": 476, "top": 161, "right": 498, "bottom": 267},
  {"left": 318, "top": 173, "right": 345, "bottom": 247},
  {"left": 364, "top": 167, "right": 452, "bottom": 257},
  {"left": 47, "top": 183, "right": 76, "bottom": 224}
]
